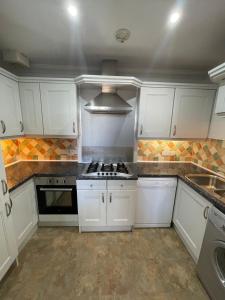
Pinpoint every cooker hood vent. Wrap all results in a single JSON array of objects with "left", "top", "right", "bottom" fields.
[{"left": 84, "top": 60, "right": 133, "bottom": 114}]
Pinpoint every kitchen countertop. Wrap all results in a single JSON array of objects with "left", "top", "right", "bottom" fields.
[{"left": 5, "top": 160, "right": 225, "bottom": 214}]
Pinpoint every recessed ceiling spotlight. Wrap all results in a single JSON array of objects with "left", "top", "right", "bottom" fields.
[
  {"left": 115, "top": 28, "right": 131, "bottom": 43},
  {"left": 168, "top": 10, "right": 182, "bottom": 26},
  {"left": 67, "top": 4, "right": 78, "bottom": 17}
]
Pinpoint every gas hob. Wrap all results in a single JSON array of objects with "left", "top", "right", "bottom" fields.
[{"left": 82, "top": 162, "right": 133, "bottom": 178}]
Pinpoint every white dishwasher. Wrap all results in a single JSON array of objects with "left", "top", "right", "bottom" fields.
[{"left": 135, "top": 177, "right": 177, "bottom": 228}]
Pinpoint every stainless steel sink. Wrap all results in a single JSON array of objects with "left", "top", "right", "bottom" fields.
[{"left": 185, "top": 174, "right": 225, "bottom": 192}]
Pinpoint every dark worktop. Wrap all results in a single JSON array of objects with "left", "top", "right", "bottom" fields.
[
  {"left": 6, "top": 161, "right": 85, "bottom": 192},
  {"left": 5, "top": 160, "right": 225, "bottom": 214}
]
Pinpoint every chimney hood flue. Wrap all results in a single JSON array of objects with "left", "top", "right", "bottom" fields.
[{"left": 84, "top": 60, "right": 133, "bottom": 114}]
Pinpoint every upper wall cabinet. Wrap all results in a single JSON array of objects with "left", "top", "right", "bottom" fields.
[
  {"left": 208, "top": 87, "right": 225, "bottom": 140},
  {"left": 19, "top": 82, "right": 44, "bottom": 135},
  {"left": 0, "top": 74, "right": 23, "bottom": 137},
  {"left": 214, "top": 84, "right": 225, "bottom": 115},
  {"left": 40, "top": 83, "right": 77, "bottom": 136},
  {"left": 138, "top": 87, "right": 215, "bottom": 139},
  {"left": 138, "top": 87, "right": 175, "bottom": 138},
  {"left": 171, "top": 88, "right": 215, "bottom": 139}
]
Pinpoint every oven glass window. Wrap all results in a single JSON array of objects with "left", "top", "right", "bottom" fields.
[{"left": 45, "top": 191, "right": 72, "bottom": 207}]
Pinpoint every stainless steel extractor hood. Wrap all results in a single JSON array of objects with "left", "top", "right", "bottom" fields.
[{"left": 84, "top": 60, "right": 133, "bottom": 114}]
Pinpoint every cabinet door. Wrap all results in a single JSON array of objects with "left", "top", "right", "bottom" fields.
[
  {"left": 171, "top": 88, "right": 215, "bottom": 138},
  {"left": 77, "top": 190, "right": 106, "bottom": 227},
  {"left": 0, "top": 75, "right": 23, "bottom": 137},
  {"left": 40, "top": 83, "right": 77, "bottom": 135},
  {"left": 0, "top": 149, "right": 17, "bottom": 281},
  {"left": 19, "top": 82, "right": 43, "bottom": 135},
  {"left": 215, "top": 84, "right": 225, "bottom": 114},
  {"left": 173, "top": 180, "right": 212, "bottom": 262},
  {"left": 107, "top": 190, "right": 135, "bottom": 226},
  {"left": 138, "top": 87, "right": 175, "bottom": 138},
  {"left": 11, "top": 180, "right": 38, "bottom": 249}
]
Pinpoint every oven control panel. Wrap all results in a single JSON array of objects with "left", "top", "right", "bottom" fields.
[{"left": 35, "top": 176, "right": 76, "bottom": 186}]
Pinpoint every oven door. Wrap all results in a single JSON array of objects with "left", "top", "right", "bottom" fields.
[{"left": 37, "top": 185, "right": 78, "bottom": 214}]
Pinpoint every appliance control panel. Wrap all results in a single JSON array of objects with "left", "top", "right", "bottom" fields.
[{"left": 35, "top": 176, "right": 76, "bottom": 186}]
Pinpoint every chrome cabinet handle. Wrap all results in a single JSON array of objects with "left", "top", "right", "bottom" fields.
[
  {"left": 1, "top": 179, "right": 8, "bottom": 195},
  {"left": 140, "top": 124, "right": 143, "bottom": 135},
  {"left": 109, "top": 193, "right": 112, "bottom": 203},
  {"left": 20, "top": 121, "right": 24, "bottom": 132},
  {"left": 120, "top": 184, "right": 124, "bottom": 188},
  {"left": 73, "top": 121, "right": 76, "bottom": 133},
  {"left": 203, "top": 206, "right": 210, "bottom": 219},
  {"left": 5, "top": 202, "right": 11, "bottom": 217},
  {"left": 102, "top": 193, "right": 104, "bottom": 203},
  {"left": 173, "top": 125, "right": 177, "bottom": 136},
  {"left": 0, "top": 120, "right": 6, "bottom": 134},
  {"left": 9, "top": 198, "right": 13, "bottom": 209}
]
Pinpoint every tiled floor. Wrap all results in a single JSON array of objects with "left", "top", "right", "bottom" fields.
[{"left": 0, "top": 228, "right": 209, "bottom": 300}]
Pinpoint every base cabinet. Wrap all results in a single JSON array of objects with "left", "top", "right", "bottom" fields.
[
  {"left": 173, "top": 180, "right": 212, "bottom": 262},
  {"left": 77, "top": 190, "right": 106, "bottom": 227},
  {"left": 0, "top": 148, "right": 17, "bottom": 281},
  {"left": 10, "top": 179, "right": 38, "bottom": 250},
  {"left": 77, "top": 180, "right": 136, "bottom": 231},
  {"left": 107, "top": 190, "right": 135, "bottom": 226}
]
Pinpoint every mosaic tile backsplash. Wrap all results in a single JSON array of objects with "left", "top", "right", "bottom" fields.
[
  {"left": 1, "top": 138, "right": 225, "bottom": 176},
  {"left": 138, "top": 139, "right": 225, "bottom": 176},
  {"left": 0, "top": 138, "right": 77, "bottom": 165}
]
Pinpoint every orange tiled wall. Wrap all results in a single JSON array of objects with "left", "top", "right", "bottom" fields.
[
  {"left": 0, "top": 138, "right": 77, "bottom": 165},
  {"left": 1, "top": 138, "right": 225, "bottom": 176},
  {"left": 138, "top": 139, "right": 225, "bottom": 175}
]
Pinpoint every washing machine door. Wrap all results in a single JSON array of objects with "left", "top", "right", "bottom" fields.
[
  {"left": 211, "top": 241, "right": 225, "bottom": 289},
  {"left": 203, "top": 240, "right": 225, "bottom": 300}
]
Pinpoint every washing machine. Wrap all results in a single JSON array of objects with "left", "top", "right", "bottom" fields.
[{"left": 197, "top": 206, "right": 225, "bottom": 300}]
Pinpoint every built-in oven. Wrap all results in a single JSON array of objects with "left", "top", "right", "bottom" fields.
[{"left": 35, "top": 177, "right": 78, "bottom": 226}]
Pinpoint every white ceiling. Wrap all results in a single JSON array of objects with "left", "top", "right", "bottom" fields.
[{"left": 0, "top": 0, "right": 225, "bottom": 76}]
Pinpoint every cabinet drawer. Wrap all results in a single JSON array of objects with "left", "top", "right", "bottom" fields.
[
  {"left": 76, "top": 180, "right": 107, "bottom": 190},
  {"left": 107, "top": 180, "right": 137, "bottom": 190}
]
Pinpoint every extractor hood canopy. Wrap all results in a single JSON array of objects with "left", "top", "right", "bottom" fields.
[{"left": 75, "top": 60, "right": 141, "bottom": 114}]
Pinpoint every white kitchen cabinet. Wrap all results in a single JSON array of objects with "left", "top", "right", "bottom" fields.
[
  {"left": 214, "top": 84, "right": 225, "bottom": 115},
  {"left": 0, "top": 147, "right": 18, "bottom": 281},
  {"left": 77, "top": 180, "right": 136, "bottom": 231},
  {"left": 40, "top": 83, "right": 77, "bottom": 135},
  {"left": 138, "top": 87, "right": 175, "bottom": 138},
  {"left": 107, "top": 190, "right": 135, "bottom": 226},
  {"left": 10, "top": 179, "right": 38, "bottom": 250},
  {"left": 173, "top": 180, "right": 212, "bottom": 262},
  {"left": 77, "top": 190, "right": 106, "bottom": 227},
  {"left": 171, "top": 88, "right": 215, "bottom": 138},
  {"left": 135, "top": 178, "right": 177, "bottom": 227},
  {"left": 19, "top": 82, "right": 44, "bottom": 135},
  {"left": 0, "top": 74, "right": 23, "bottom": 137}
]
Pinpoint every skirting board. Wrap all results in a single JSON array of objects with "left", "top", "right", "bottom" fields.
[
  {"left": 134, "top": 223, "right": 171, "bottom": 228},
  {"left": 39, "top": 214, "right": 78, "bottom": 227},
  {"left": 79, "top": 225, "right": 133, "bottom": 232}
]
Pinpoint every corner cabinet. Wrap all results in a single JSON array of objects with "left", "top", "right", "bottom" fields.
[
  {"left": 171, "top": 88, "right": 215, "bottom": 138},
  {"left": 138, "top": 87, "right": 175, "bottom": 138},
  {"left": 77, "top": 180, "right": 136, "bottom": 231},
  {"left": 0, "top": 147, "right": 18, "bottom": 281},
  {"left": 40, "top": 83, "right": 77, "bottom": 136},
  {"left": 173, "top": 180, "right": 212, "bottom": 262},
  {"left": 0, "top": 74, "right": 23, "bottom": 137}
]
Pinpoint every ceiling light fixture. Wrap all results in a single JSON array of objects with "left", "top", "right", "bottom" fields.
[
  {"left": 67, "top": 4, "right": 78, "bottom": 17},
  {"left": 168, "top": 10, "right": 182, "bottom": 26}
]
